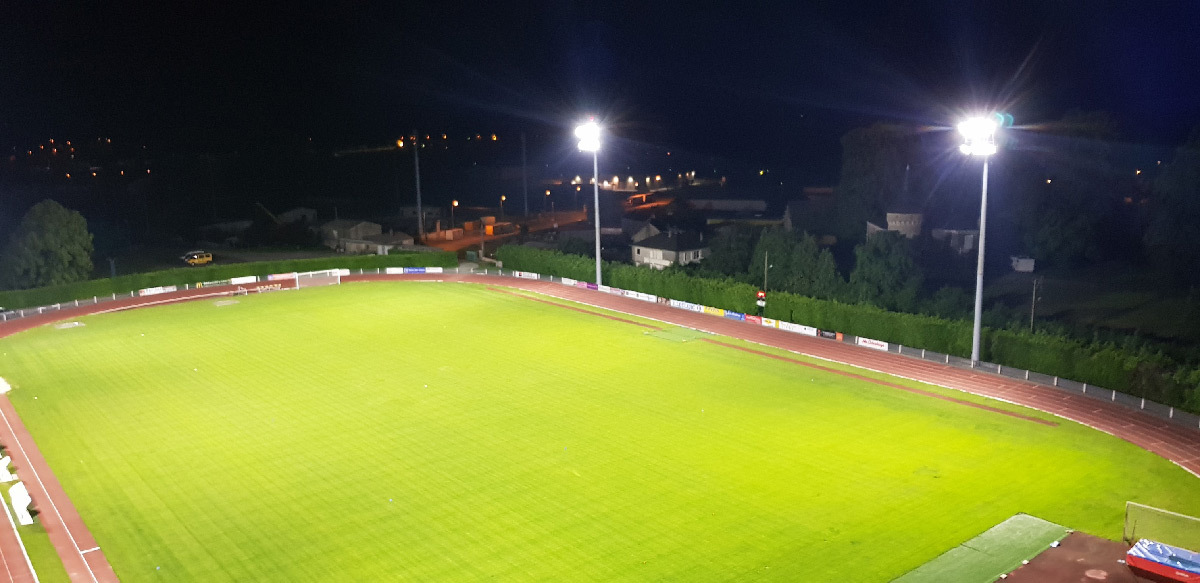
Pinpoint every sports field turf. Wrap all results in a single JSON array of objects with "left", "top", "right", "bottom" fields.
[{"left": 0, "top": 282, "right": 1198, "bottom": 582}]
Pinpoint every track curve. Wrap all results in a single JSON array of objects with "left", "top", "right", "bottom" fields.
[{"left": 0, "top": 272, "right": 1196, "bottom": 582}]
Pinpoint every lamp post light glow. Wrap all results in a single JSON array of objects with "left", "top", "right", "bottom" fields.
[
  {"left": 575, "top": 120, "right": 603, "bottom": 285},
  {"left": 451, "top": 199, "right": 458, "bottom": 227},
  {"left": 959, "top": 116, "right": 999, "bottom": 366}
]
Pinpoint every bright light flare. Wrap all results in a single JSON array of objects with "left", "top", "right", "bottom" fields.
[
  {"left": 575, "top": 121, "right": 601, "bottom": 152},
  {"left": 958, "top": 116, "right": 998, "bottom": 157}
]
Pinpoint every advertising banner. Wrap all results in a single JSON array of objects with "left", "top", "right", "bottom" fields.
[
  {"left": 585, "top": 283, "right": 598, "bottom": 290},
  {"left": 425, "top": 267, "right": 443, "bottom": 274},
  {"left": 402, "top": 267, "right": 427, "bottom": 274},
  {"left": 385, "top": 267, "right": 406, "bottom": 275},
  {"left": 575, "top": 281, "right": 590, "bottom": 289},
  {"left": 657, "top": 296, "right": 670, "bottom": 305},
  {"left": 267, "top": 272, "right": 297, "bottom": 281},
  {"left": 230, "top": 275, "right": 258, "bottom": 285},
  {"left": 514, "top": 271, "right": 539, "bottom": 280},
  {"left": 703, "top": 306, "right": 725, "bottom": 317},
  {"left": 745, "top": 315, "right": 763, "bottom": 325},
  {"left": 561, "top": 278, "right": 577, "bottom": 286},
  {"left": 598, "top": 285, "right": 611, "bottom": 293},
  {"left": 724, "top": 311, "right": 746, "bottom": 321},
  {"left": 638, "top": 292, "right": 658, "bottom": 303},
  {"left": 197, "top": 279, "right": 231, "bottom": 289},
  {"left": 856, "top": 337, "right": 889, "bottom": 351},
  {"left": 761, "top": 317, "right": 779, "bottom": 328},
  {"left": 818, "top": 330, "right": 838, "bottom": 339},
  {"left": 138, "top": 285, "right": 178, "bottom": 297},
  {"left": 780, "top": 322, "right": 818, "bottom": 336}
]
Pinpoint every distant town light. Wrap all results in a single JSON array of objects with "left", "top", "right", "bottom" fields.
[
  {"left": 490, "top": 134, "right": 497, "bottom": 141},
  {"left": 1135, "top": 169, "right": 1142, "bottom": 175},
  {"left": 397, "top": 139, "right": 404, "bottom": 148},
  {"left": 1045, "top": 179, "right": 1052, "bottom": 184},
  {"left": 452, "top": 200, "right": 459, "bottom": 207},
  {"left": 65, "top": 173, "right": 70, "bottom": 178}
]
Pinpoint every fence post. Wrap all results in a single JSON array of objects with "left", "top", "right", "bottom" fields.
[
  {"left": 1169, "top": 407, "right": 1174, "bottom": 419},
  {"left": 1083, "top": 383, "right": 1088, "bottom": 394},
  {"left": 921, "top": 348, "right": 926, "bottom": 358},
  {"left": 94, "top": 296, "right": 98, "bottom": 303},
  {"left": 74, "top": 299, "right": 79, "bottom": 307},
  {"left": 1024, "top": 370, "right": 1029, "bottom": 380},
  {"left": 1141, "top": 398, "right": 1145, "bottom": 409},
  {"left": 111, "top": 293, "right": 116, "bottom": 300},
  {"left": 997, "top": 364, "right": 1002, "bottom": 374},
  {"left": 1053, "top": 376, "right": 1059, "bottom": 386},
  {"left": 1111, "top": 389, "right": 1116, "bottom": 401},
  {"left": 945, "top": 354, "right": 949, "bottom": 364}
]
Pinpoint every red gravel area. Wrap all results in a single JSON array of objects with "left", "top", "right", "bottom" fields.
[
  {"left": 0, "top": 272, "right": 1197, "bottom": 582},
  {"left": 1002, "top": 531, "right": 1153, "bottom": 583}
]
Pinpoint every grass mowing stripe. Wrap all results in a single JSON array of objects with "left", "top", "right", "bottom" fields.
[{"left": 0, "top": 282, "right": 1195, "bottom": 582}]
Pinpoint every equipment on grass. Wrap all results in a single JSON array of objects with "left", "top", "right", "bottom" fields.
[{"left": 1124, "top": 502, "right": 1200, "bottom": 552}]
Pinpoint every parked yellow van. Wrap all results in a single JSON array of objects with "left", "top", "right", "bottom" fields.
[{"left": 182, "top": 251, "right": 213, "bottom": 266}]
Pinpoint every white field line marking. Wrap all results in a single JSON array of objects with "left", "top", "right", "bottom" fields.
[
  {"left": 0, "top": 487, "right": 35, "bottom": 583},
  {"left": 510, "top": 282, "right": 1200, "bottom": 481},
  {"left": 91, "top": 291, "right": 232, "bottom": 315},
  {"left": 0, "top": 407, "right": 98, "bottom": 583},
  {"left": 79, "top": 548, "right": 99, "bottom": 555}
]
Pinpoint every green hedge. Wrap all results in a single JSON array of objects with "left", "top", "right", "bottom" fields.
[
  {"left": 497, "top": 245, "right": 1199, "bottom": 413},
  {"left": 0, "top": 252, "right": 457, "bottom": 309}
]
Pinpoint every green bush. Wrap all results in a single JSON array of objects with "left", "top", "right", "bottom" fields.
[{"left": 0, "top": 252, "right": 456, "bottom": 309}]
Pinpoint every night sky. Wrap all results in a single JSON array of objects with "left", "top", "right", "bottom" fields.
[{"left": 3, "top": 1, "right": 1200, "bottom": 171}]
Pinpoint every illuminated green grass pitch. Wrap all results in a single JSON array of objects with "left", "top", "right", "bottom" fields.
[{"left": 1, "top": 283, "right": 1198, "bottom": 582}]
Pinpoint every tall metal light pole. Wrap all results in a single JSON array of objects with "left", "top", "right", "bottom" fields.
[
  {"left": 576, "top": 120, "right": 602, "bottom": 285},
  {"left": 958, "top": 116, "right": 999, "bottom": 366},
  {"left": 412, "top": 129, "right": 424, "bottom": 242}
]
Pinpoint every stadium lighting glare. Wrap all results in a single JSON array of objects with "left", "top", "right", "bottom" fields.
[
  {"left": 958, "top": 117, "right": 998, "bottom": 157},
  {"left": 575, "top": 119, "right": 603, "bottom": 285},
  {"left": 958, "top": 114, "right": 1002, "bottom": 365},
  {"left": 575, "top": 121, "right": 601, "bottom": 152}
]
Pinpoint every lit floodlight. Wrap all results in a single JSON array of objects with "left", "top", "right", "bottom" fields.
[
  {"left": 575, "top": 121, "right": 601, "bottom": 152},
  {"left": 958, "top": 117, "right": 998, "bottom": 157}
]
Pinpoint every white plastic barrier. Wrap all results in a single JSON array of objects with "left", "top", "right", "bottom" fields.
[{"left": 9, "top": 482, "right": 32, "bottom": 525}]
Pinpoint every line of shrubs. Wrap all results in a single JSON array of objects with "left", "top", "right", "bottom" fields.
[
  {"left": 0, "top": 251, "right": 457, "bottom": 311},
  {"left": 497, "top": 245, "right": 1200, "bottom": 414}
]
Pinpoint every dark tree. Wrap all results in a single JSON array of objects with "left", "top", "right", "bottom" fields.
[
  {"left": 849, "top": 231, "right": 923, "bottom": 311},
  {"left": 833, "top": 124, "right": 913, "bottom": 242},
  {"left": 0, "top": 200, "right": 94, "bottom": 290},
  {"left": 1145, "top": 126, "right": 1200, "bottom": 284}
]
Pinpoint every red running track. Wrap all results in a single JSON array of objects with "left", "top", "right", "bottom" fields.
[
  {"left": 0, "top": 273, "right": 1195, "bottom": 582},
  {"left": 354, "top": 274, "right": 1200, "bottom": 478}
]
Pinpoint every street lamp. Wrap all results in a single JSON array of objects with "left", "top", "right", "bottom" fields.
[
  {"left": 500, "top": 195, "right": 506, "bottom": 218},
  {"left": 451, "top": 200, "right": 458, "bottom": 228},
  {"left": 575, "top": 120, "right": 603, "bottom": 285},
  {"left": 545, "top": 189, "right": 551, "bottom": 213},
  {"left": 958, "top": 115, "right": 999, "bottom": 366}
]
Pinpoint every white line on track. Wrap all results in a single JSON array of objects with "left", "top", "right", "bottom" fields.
[
  {"left": 79, "top": 548, "right": 99, "bottom": 555},
  {"left": 0, "top": 408, "right": 97, "bottom": 583},
  {"left": 0, "top": 490, "right": 35, "bottom": 583}
]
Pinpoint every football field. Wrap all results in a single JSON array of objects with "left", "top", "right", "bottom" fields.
[{"left": 0, "top": 282, "right": 1197, "bottom": 581}]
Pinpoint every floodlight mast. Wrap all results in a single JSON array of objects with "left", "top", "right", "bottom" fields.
[
  {"left": 575, "top": 120, "right": 603, "bottom": 286},
  {"left": 958, "top": 116, "right": 999, "bottom": 366}
]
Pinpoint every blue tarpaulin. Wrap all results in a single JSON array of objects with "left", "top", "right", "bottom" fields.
[{"left": 1128, "top": 539, "right": 1200, "bottom": 576}]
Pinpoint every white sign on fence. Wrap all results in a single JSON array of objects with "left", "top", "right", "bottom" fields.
[
  {"left": 138, "top": 285, "right": 178, "bottom": 297},
  {"left": 856, "top": 337, "right": 889, "bottom": 351},
  {"left": 230, "top": 276, "right": 258, "bottom": 285},
  {"left": 514, "top": 271, "right": 540, "bottom": 280},
  {"left": 779, "top": 321, "right": 818, "bottom": 336},
  {"left": 761, "top": 318, "right": 779, "bottom": 328},
  {"left": 385, "top": 267, "right": 405, "bottom": 275},
  {"left": 561, "top": 277, "right": 577, "bottom": 286},
  {"left": 425, "top": 267, "right": 444, "bottom": 274}
]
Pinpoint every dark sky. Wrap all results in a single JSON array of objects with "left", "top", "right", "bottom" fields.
[{"left": 3, "top": 1, "right": 1200, "bottom": 168}]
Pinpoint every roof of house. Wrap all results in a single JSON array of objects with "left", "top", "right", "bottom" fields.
[
  {"left": 633, "top": 230, "right": 707, "bottom": 252},
  {"left": 321, "top": 219, "right": 378, "bottom": 231}
]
